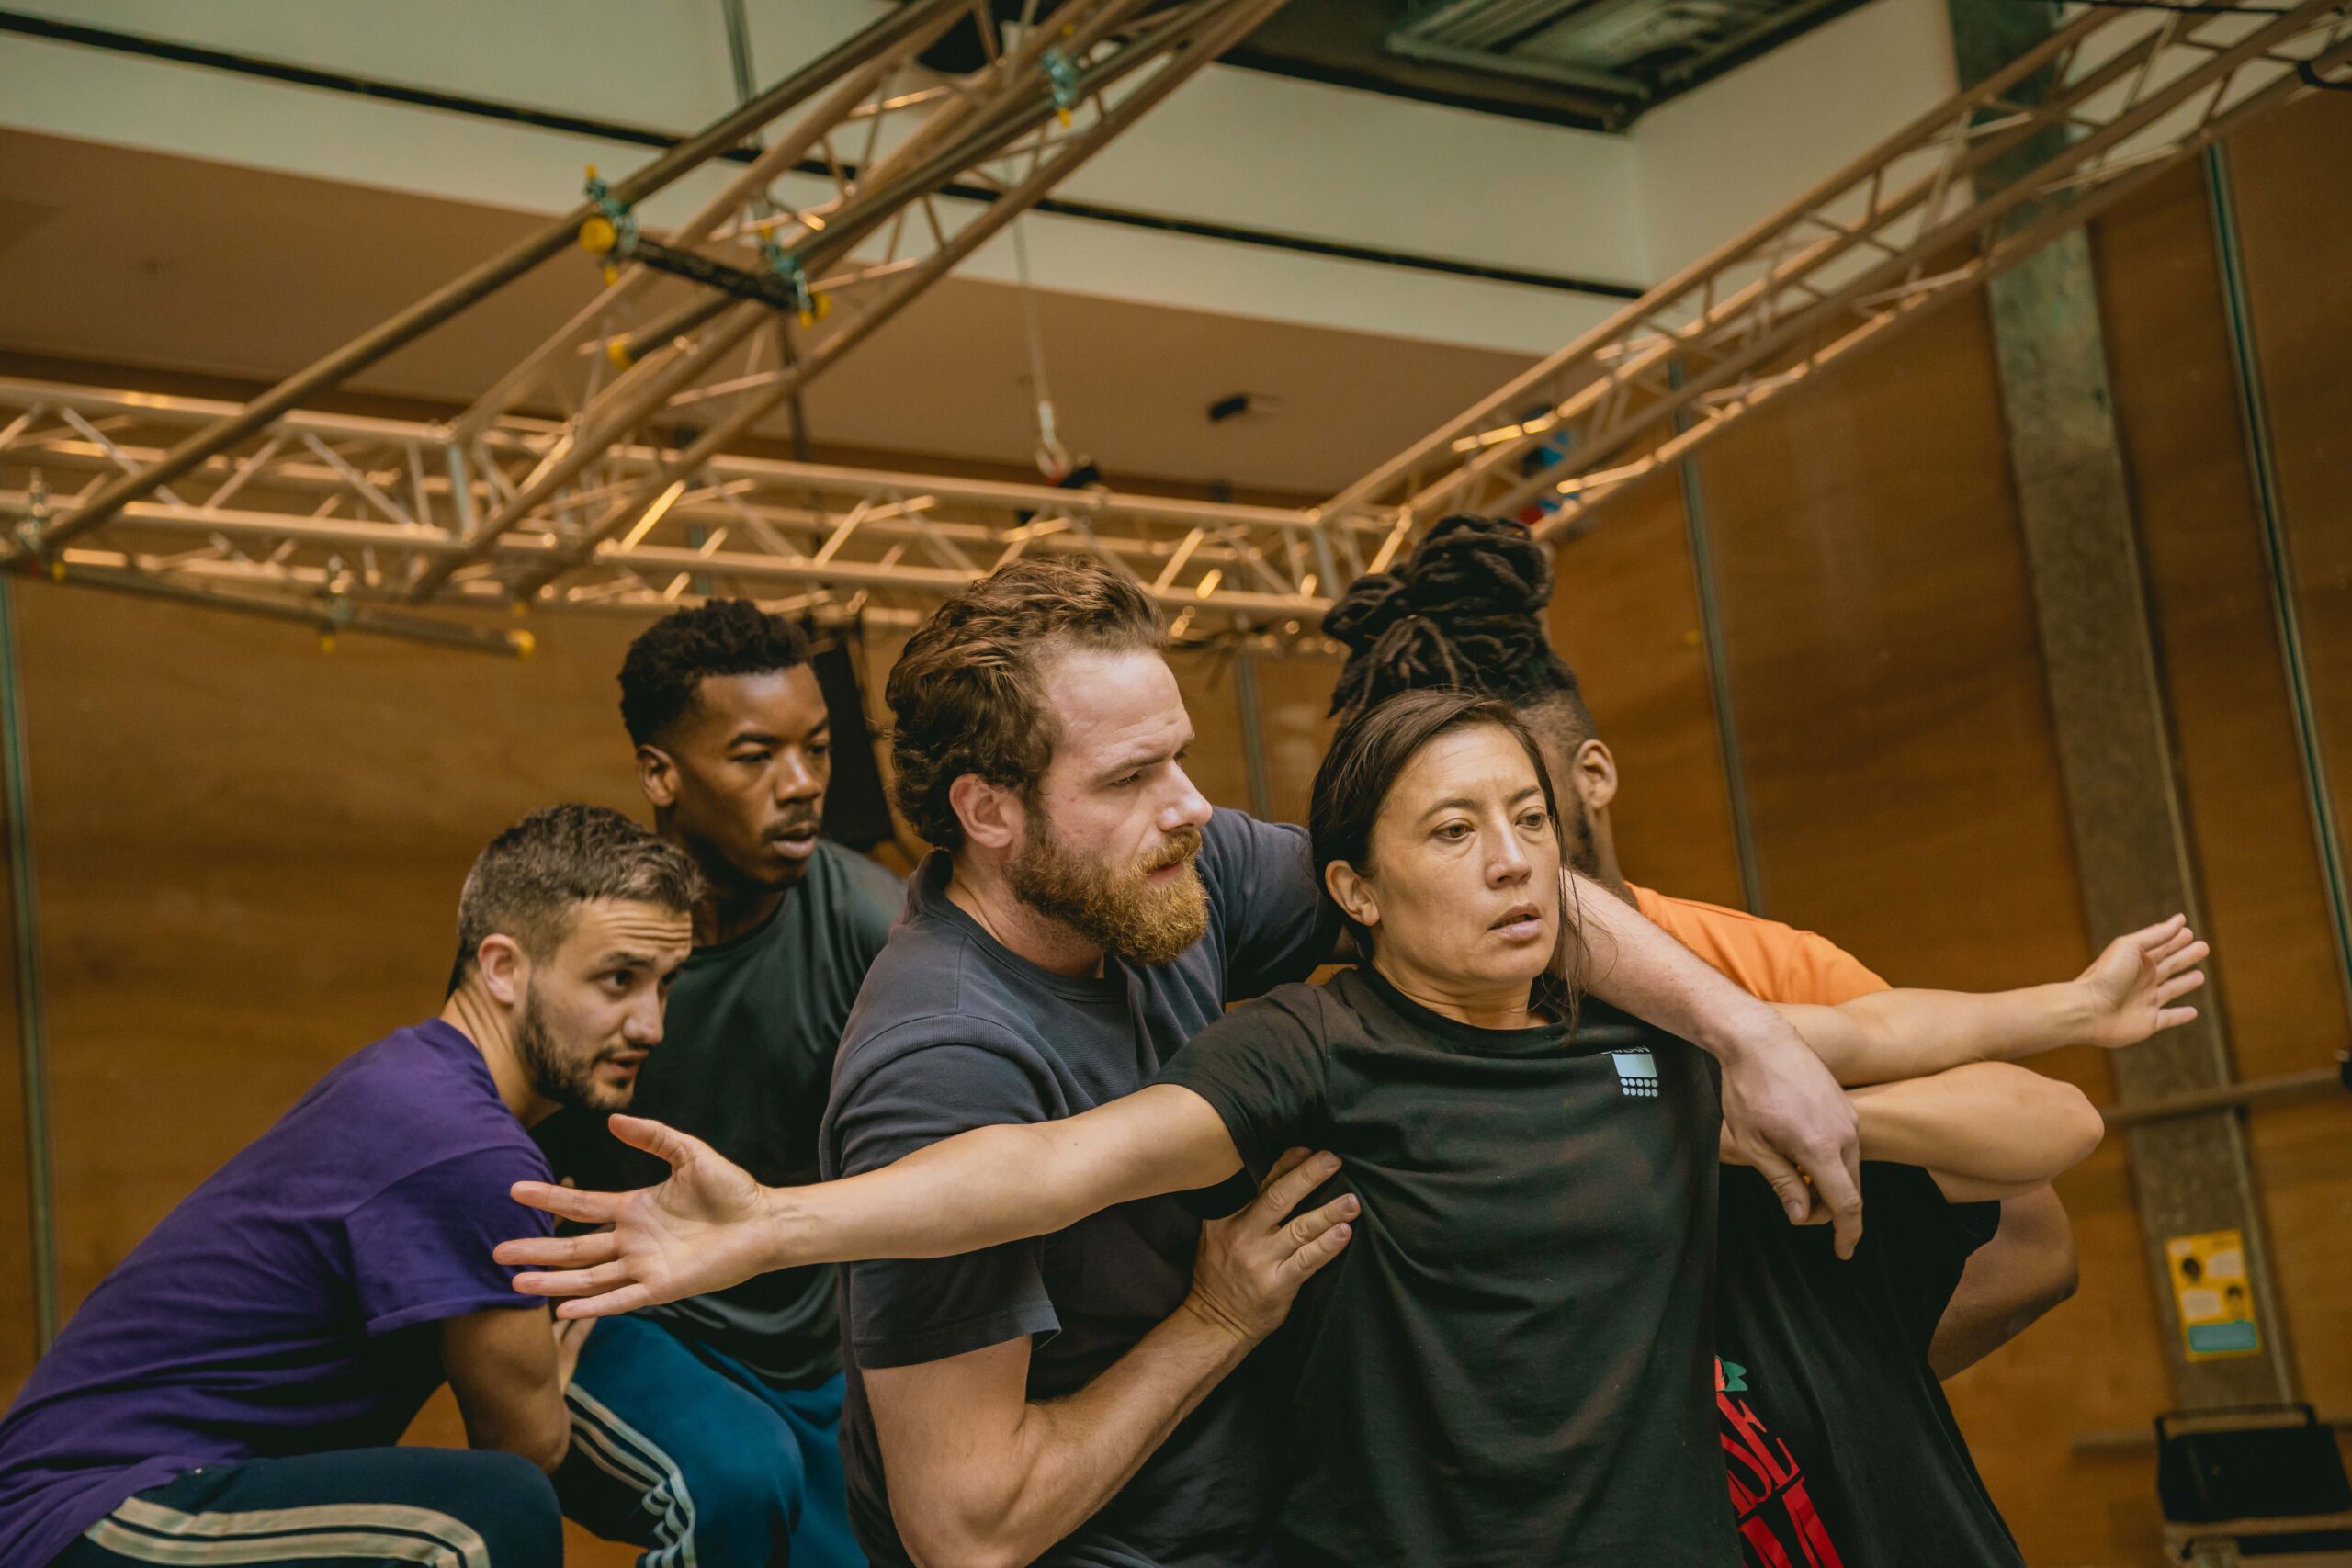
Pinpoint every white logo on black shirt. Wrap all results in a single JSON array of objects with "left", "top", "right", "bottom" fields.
[{"left": 1612, "top": 1048, "right": 1658, "bottom": 1098}]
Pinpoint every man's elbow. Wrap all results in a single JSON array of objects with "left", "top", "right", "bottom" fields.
[
  {"left": 899, "top": 1519, "right": 1031, "bottom": 1568},
  {"left": 470, "top": 1414, "right": 570, "bottom": 1477}
]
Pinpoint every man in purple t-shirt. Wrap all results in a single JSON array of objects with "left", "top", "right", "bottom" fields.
[{"left": 0, "top": 805, "right": 698, "bottom": 1568}]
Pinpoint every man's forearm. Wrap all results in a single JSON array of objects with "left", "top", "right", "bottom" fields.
[
  {"left": 922, "top": 1305, "right": 1256, "bottom": 1568},
  {"left": 1850, "top": 1064, "right": 2103, "bottom": 1189},
  {"left": 1792, "top": 981, "right": 2098, "bottom": 1086},
  {"left": 1567, "top": 872, "right": 1785, "bottom": 1063}
]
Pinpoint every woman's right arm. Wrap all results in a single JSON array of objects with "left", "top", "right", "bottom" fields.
[{"left": 494, "top": 1086, "right": 1250, "bottom": 1318}]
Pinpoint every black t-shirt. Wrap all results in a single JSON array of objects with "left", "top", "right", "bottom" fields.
[
  {"left": 820, "top": 808, "right": 1340, "bottom": 1568},
  {"left": 1714, "top": 1163, "right": 2020, "bottom": 1568},
  {"left": 1157, "top": 965, "right": 1736, "bottom": 1568},
  {"left": 537, "top": 838, "right": 901, "bottom": 1387}
]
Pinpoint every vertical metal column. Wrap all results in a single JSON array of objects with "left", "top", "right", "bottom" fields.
[
  {"left": 2205, "top": 143, "right": 2352, "bottom": 1025},
  {"left": 0, "top": 578, "right": 56, "bottom": 1352},
  {"left": 1948, "top": 0, "right": 2295, "bottom": 1406},
  {"left": 1668, "top": 365, "right": 1766, "bottom": 914},
  {"left": 1234, "top": 647, "right": 1275, "bottom": 821}
]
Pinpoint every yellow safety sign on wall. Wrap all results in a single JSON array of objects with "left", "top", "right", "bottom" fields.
[{"left": 2165, "top": 1229, "right": 2262, "bottom": 1361}]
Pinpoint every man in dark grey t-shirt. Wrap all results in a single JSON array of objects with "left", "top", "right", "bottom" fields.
[{"left": 821, "top": 561, "right": 1353, "bottom": 1568}]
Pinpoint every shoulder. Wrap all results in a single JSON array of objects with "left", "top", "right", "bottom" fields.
[
  {"left": 813, "top": 840, "right": 907, "bottom": 922},
  {"left": 1198, "top": 979, "right": 1333, "bottom": 1048},
  {"left": 1630, "top": 885, "right": 1887, "bottom": 1004},
  {"left": 324, "top": 1026, "right": 539, "bottom": 1170},
  {"left": 1198, "top": 808, "right": 1311, "bottom": 886},
  {"left": 308, "top": 1034, "right": 545, "bottom": 1213},
  {"left": 834, "top": 936, "right": 1059, "bottom": 1096}
]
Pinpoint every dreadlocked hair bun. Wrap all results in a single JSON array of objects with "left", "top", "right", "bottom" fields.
[{"left": 1323, "top": 515, "right": 1581, "bottom": 721}]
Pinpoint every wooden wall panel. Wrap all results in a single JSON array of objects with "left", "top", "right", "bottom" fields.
[
  {"left": 2095, "top": 152, "right": 2352, "bottom": 1430},
  {"left": 2222, "top": 90, "right": 2352, "bottom": 1432},
  {"left": 2230, "top": 95, "right": 2352, "bottom": 926},
  {"left": 1691, "top": 293, "right": 2174, "bottom": 1562},
  {"left": 1551, "top": 469, "right": 1747, "bottom": 908}
]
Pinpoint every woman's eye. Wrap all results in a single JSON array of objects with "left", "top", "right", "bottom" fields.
[{"left": 1436, "top": 822, "right": 1472, "bottom": 841}]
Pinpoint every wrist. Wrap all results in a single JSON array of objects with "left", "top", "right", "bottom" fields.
[
  {"left": 762, "top": 1185, "right": 808, "bottom": 1270},
  {"left": 1177, "top": 1287, "right": 1261, "bottom": 1352},
  {"left": 2047, "top": 981, "right": 2103, "bottom": 1057}
]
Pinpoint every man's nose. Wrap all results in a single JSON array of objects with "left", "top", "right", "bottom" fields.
[
  {"left": 1160, "top": 764, "right": 1213, "bottom": 833},
  {"left": 775, "top": 749, "right": 822, "bottom": 802}
]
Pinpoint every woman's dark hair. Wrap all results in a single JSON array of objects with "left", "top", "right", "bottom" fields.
[
  {"left": 1324, "top": 516, "right": 1595, "bottom": 746},
  {"left": 1309, "top": 688, "right": 1582, "bottom": 1010}
]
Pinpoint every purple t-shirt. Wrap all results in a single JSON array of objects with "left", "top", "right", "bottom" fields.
[{"left": 0, "top": 1021, "right": 553, "bottom": 1567}]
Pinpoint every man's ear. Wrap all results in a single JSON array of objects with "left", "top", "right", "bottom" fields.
[
  {"left": 949, "top": 773, "right": 1023, "bottom": 853},
  {"left": 474, "top": 934, "right": 528, "bottom": 1008},
  {"left": 1324, "top": 860, "right": 1379, "bottom": 932},
  {"left": 1574, "top": 739, "right": 1620, "bottom": 814},
  {"left": 637, "top": 744, "right": 680, "bottom": 810}
]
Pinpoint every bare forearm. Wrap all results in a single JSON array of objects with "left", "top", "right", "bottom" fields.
[
  {"left": 1567, "top": 873, "right": 1782, "bottom": 1063},
  {"left": 1798, "top": 982, "right": 2098, "bottom": 1086},
  {"left": 775, "top": 1089, "right": 1238, "bottom": 1271},
  {"left": 909, "top": 1308, "right": 1253, "bottom": 1568},
  {"left": 1851, "top": 1064, "right": 2103, "bottom": 1190},
  {"left": 1930, "top": 1187, "right": 2078, "bottom": 1377}
]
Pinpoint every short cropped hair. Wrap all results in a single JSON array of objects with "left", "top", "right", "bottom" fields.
[
  {"left": 886, "top": 558, "right": 1166, "bottom": 851},
  {"left": 449, "top": 805, "right": 702, "bottom": 990},
  {"left": 619, "top": 599, "right": 811, "bottom": 747}
]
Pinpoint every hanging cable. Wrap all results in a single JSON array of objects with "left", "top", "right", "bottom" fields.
[{"left": 1012, "top": 219, "right": 1075, "bottom": 480}]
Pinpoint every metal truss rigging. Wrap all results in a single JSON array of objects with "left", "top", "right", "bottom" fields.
[
  {"left": 0, "top": 0, "right": 1295, "bottom": 648},
  {"left": 2, "top": 0, "right": 2345, "bottom": 654},
  {"left": 1317, "top": 0, "right": 2352, "bottom": 546}
]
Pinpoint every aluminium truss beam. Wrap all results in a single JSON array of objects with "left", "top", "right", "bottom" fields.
[
  {"left": 22, "top": 0, "right": 1289, "bottom": 621},
  {"left": 1319, "top": 0, "right": 2352, "bottom": 548},
  {"left": 0, "top": 377, "right": 1353, "bottom": 649}
]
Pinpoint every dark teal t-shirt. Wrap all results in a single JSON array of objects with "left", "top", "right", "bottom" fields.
[{"left": 538, "top": 837, "right": 902, "bottom": 1387}]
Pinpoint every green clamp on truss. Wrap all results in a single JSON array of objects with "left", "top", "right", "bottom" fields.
[{"left": 1043, "top": 47, "right": 1081, "bottom": 123}]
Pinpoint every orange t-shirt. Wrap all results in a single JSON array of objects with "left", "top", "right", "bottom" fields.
[{"left": 1630, "top": 885, "right": 1888, "bottom": 1006}]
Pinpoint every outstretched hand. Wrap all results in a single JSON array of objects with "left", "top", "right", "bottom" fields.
[
  {"left": 495, "top": 1115, "right": 779, "bottom": 1321},
  {"left": 2077, "top": 914, "right": 2208, "bottom": 1051}
]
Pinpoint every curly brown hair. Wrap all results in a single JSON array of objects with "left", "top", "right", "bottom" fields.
[{"left": 886, "top": 558, "right": 1167, "bottom": 851}]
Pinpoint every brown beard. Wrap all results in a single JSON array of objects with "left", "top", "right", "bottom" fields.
[
  {"left": 1010, "top": 810, "right": 1209, "bottom": 967},
  {"left": 514, "top": 981, "right": 634, "bottom": 1114}
]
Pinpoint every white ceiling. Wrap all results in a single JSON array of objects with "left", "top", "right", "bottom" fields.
[{"left": 0, "top": 129, "right": 1543, "bottom": 498}]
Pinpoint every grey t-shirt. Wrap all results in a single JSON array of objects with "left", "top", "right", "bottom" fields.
[
  {"left": 538, "top": 837, "right": 901, "bottom": 1387},
  {"left": 819, "top": 808, "right": 1339, "bottom": 1568}
]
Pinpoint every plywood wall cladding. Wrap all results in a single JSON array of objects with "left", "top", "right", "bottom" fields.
[
  {"left": 2230, "top": 94, "right": 2352, "bottom": 912},
  {"left": 2096, "top": 145, "right": 2352, "bottom": 1437},
  {"left": 1690, "top": 290, "right": 2171, "bottom": 1565},
  {"left": 6, "top": 588, "right": 650, "bottom": 1326},
  {"left": 2212, "top": 89, "right": 2352, "bottom": 1450},
  {"left": 1549, "top": 468, "right": 1747, "bottom": 910}
]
